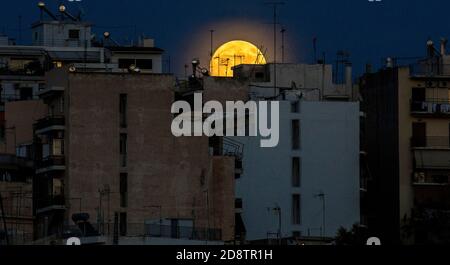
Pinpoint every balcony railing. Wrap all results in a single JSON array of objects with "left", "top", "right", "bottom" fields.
[
  {"left": 35, "top": 116, "right": 65, "bottom": 133},
  {"left": 61, "top": 223, "right": 222, "bottom": 242},
  {"left": 36, "top": 155, "right": 66, "bottom": 170},
  {"left": 411, "top": 100, "right": 450, "bottom": 116},
  {"left": 223, "top": 137, "right": 244, "bottom": 160},
  {"left": 411, "top": 137, "right": 450, "bottom": 149},
  {"left": 36, "top": 195, "right": 65, "bottom": 211},
  {"left": 413, "top": 172, "right": 449, "bottom": 185},
  {"left": 409, "top": 63, "right": 450, "bottom": 77},
  {"left": 144, "top": 224, "right": 222, "bottom": 241}
]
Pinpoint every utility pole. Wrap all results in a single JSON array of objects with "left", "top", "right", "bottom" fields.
[{"left": 265, "top": 1, "right": 285, "bottom": 97}]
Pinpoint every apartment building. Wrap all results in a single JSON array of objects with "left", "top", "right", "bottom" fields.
[
  {"left": 179, "top": 61, "right": 360, "bottom": 243},
  {"left": 33, "top": 68, "right": 236, "bottom": 244},
  {"left": 360, "top": 39, "right": 450, "bottom": 244}
]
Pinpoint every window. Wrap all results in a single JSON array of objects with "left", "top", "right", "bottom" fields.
[
  {"left": 68, "top": 29, "right": 80, "bottom": 39},
  {"left": 235, "top": 198, "right": 243, "bottom": 209},
  {"left": 136, "top": 59, "right": 153, "bottom": 70},
  {"left": 292, "top": 194, "right": 301, "bottom": 225},
  {"left": 19, "top": 87, "right": 33, "bottom": 100},
  {"left": 52, "top": 139, "right": 64, "bottom": 156},
  {"left": 120, "top": 173, "right": 128, "bottom": 208},
  {"left": 292, "top": 231, "right": 301, "bottom": 238},
  {"left": 292, "top": 120, "right": 300, "bottom": 150},
  {"left": 118, "top": 59, "right": 135, "bottom": 69},
  {"left": 292, "top": 157, "right": 301, "bottom": 187},
  {"left": 291, "top": 101, "right": 300, "bottom": 113},
  {"left": 412, "top": 87, "right": 426, "bottom": 102},
  {"left": 412, "top": 122, "right": 426, "bottom": 147},
  {"left": 120, "top": 94, "right": 128, "bottom": 128},
  {"left": 120, "top": 134, "right": 127, "bottom": 167},
  {"left": 120, "top": 212, "right": 127, "bottom": 236}
]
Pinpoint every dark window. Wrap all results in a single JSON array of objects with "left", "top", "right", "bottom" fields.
[
  {"left": 235, "top": 198, "right": 243, "bottom": 209},
  {"left": 118, "top": 59, "right": 135, "bottom": 69},
  {"left": 136, "top": 59, "right": 153, "bottom": 70},
  {"left": 292, "top": 194, "right": 301, "bottom": 225},
  {"left": 120, "top": 94, "right": 128, "bottom": 128},
  {"left": 171, "top": 219, "right": 179, "bottom": 239},
  {"left": 120, "top": 173, "right": 128, "bottom": 208},
  {"left": 120, "top": 134, "right": 127, "bottom": 167},
  {"left": 68, "top": 30, "right": 80, "bottom": 39},
  {"left": 291, "top": 101, "right": 300, "bottom": 113},
  {"left": 292, "top": 157, "right": 301, "bottom": 187},
  {"left": 119, "top": 212, "right": 127, "bottom": 236},
  {"left": 292, "top": 120, "right": 300, "bottom": 150},
  {"left": 412, "top": 87, "right": 426, "bottom": 102},
  {"left": 255, "top": 72, "right": 265, "bottom": 79},
  {"left": 20, "top": 87, "right": 33, "bottom": 100},
  {"left": 412, "top": 122, "right": 427, "bottom": 147},
  {"left": 293, "top": 231, "right": 301, "bottom": 238}
]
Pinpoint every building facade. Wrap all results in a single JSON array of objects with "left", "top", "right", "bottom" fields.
[{"left": 360, "top": 39, "right": 450, "bottom": 244}]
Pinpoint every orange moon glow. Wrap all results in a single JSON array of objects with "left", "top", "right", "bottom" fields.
[{"left": 210, "top": 40, "right": 266, "bottom": 77}]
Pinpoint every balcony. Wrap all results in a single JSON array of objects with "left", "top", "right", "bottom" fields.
[
  {"left": 411, "top": 136, "right": 450, "bottom": 149},
  {"left": 409, "top": 63, "right": 450, "bottom": 78},
  {"left": 35, "top": 116, "right": 65, "bottom": 135},
  {"left": 411, "top": 100, "right": 450, "bottom": 117},
  {"left": 36, "top": 155, "right": 66, "bottom": 174},
  {"left": 413, "top": 172, "right": 449, "bottom": 186},
  {"left": 144, "top": 224, "right": 222, "bottom": 241},
  {"left": 36, "top": 195, "right": 66, "bottom": 214}
]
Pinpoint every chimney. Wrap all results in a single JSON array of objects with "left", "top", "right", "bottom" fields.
[
  {"left": 386, "top": 57, "right": 394, "bottom": 68},
  {"left": 441, "top": 38, "right": 448, "bottom": 56},
  {"left": 427, "top": 39, "right": 435, "bottom": 57},
  {"left": 345, "top": 62, "right": 352, "bottom": 93},
  {"left": 141, "top": 38, "right": 154, "bottom": 48}
]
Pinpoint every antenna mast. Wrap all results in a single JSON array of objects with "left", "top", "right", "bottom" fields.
[{"left": 265, "top": 1, "right": 285, "bottom": 97}]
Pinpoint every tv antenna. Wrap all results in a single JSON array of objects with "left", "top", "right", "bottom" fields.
[{"left": 265, "top": 1, "right": 285, "bottom": 97}]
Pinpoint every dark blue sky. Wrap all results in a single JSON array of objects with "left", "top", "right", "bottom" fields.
[{"left": 1, "top": 0, "right": 449, "bottom": 77}]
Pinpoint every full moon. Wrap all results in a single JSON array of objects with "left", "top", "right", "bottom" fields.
[{"left": 210, "top": 40, "right": 267, "bottom": 77}]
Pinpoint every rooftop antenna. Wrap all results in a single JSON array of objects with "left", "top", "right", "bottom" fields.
[
  {"left": 280, "top": 27, "right": 286, "bottom": 63},
  {"left": 59, "top": 4, "right": 79, "bottom": 21},
  {"left": 103, "top": 32, "right": 120, "bottom": 47},
  {"left": 265, "top": 1, "right": 285, "bottom": 97},
  {"left": 313, "top": 37, "right": 318, "bottom": 63},
  {"left": 210, "top": 30, "right": 215, "bottom": 68},
  {"left": 37, "top": 2, "right": 58, "bottom": 21}
]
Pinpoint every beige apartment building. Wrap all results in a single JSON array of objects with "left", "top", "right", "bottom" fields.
[
  {"left": 360, "top": 39, "right": 450, "bottom": 244},
  {"left": 33, "top": 68, "right": 237, "bottom": 243}
]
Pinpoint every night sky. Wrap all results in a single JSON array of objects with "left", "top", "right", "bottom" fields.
[{"left": 1, "top": 0, "right": 450, "bottom": 77}]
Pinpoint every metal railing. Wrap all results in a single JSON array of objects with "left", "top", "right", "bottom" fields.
[
  {"left": 223, "top": 137, "right": 244, "bottom": 160},
  {"left": 411, "top": 100, "right": 450, "bottom": 115},
  {"left": 36, "top": 195, "right": 65, "bottom": 210},
  {"left": 60, "top": 223, "right": 222, "bottom": 241},
  {"left": 413, "top": 172, "right": 449, "bottom": 185},
  {"left": 411, "top": 136, "right": 450, "bottom": 149},
  {"left": 35, "top": 116, "right": 65, "bottom": 132},
  {"left": 409, "top": 63, "right": 450, "bottom": 77},
  {"left": 144, "top": 224, "right": 222, "bottom": 241},
  {"left": 36, "top": 155, "right": 66, "bottom": 169}
]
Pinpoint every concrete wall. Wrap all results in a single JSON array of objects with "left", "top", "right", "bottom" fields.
[
  {"left": 235, "top": 100, "right": 360, "bottom": 240},
  {"left": 46, "top": 71, "right": 236, "bottom": 241},
  {"left": 4, "top": 100, "right": 47, "bottom": 154}
]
